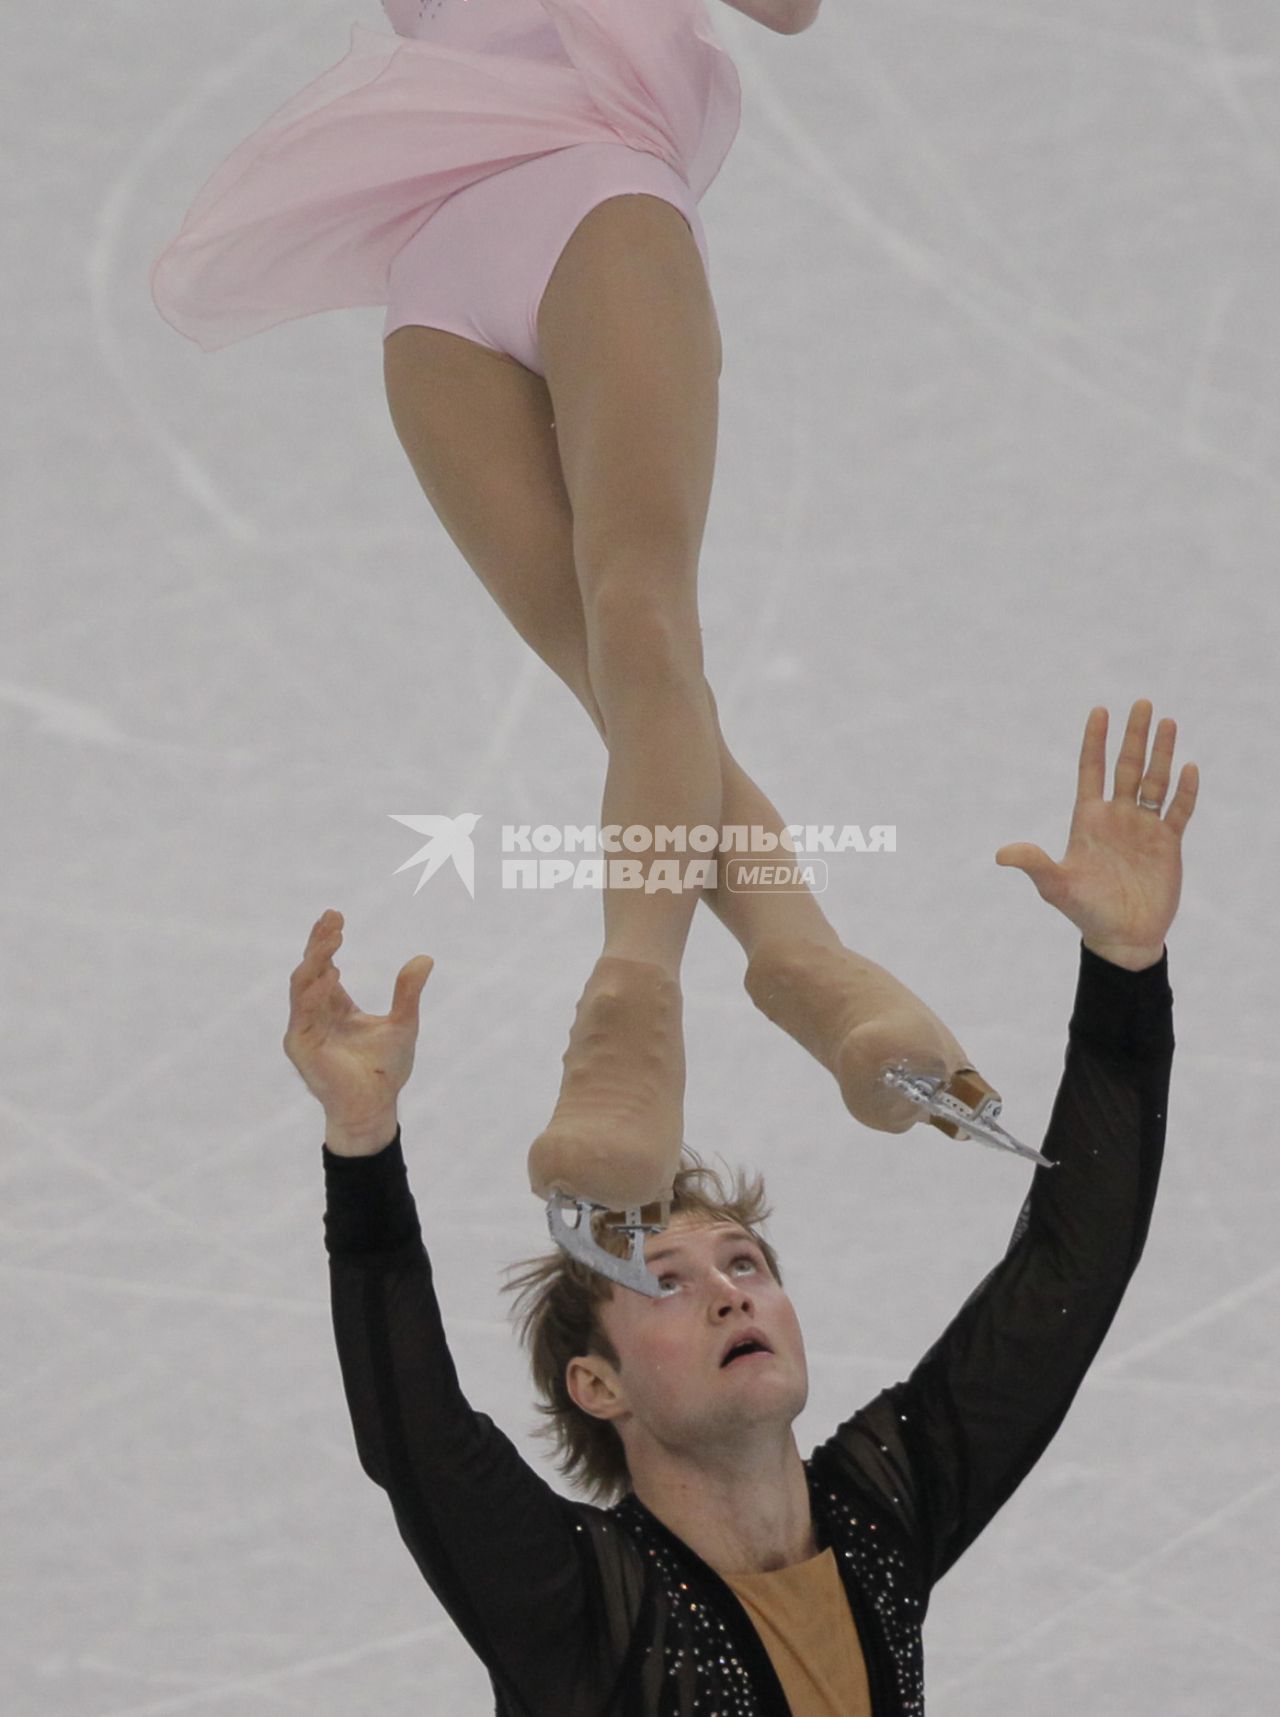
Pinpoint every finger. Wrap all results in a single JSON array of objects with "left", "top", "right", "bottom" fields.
[
  {"left": 292, "top": 962, "right": 342, "bottom": 1026},
  {"left": 285, "top": 916, "right": 343, "bottom": 1046},
  {"left": 307, "top": 909, "right": 340, "bottom": 946},
  {"left": 1077, "top": 706, "right": 1108, "bottom": 803},
  {"left": 311, "top": 910, "right": 342, "bottom": 954},
  {"left": 995, "top": 842, "right": 1057, "bottom": 888},
  {"left": 392, "top": 955, "right": 435, "bottom": 1019},
  {"left": 1162, "top": 761, "right": 1199, "bottom": 837},
  {"left": 1112, "top": 698, "right": 1153, "bottom": 801},
  {"left": 290, "top": 913, "right": 343, "bottom": 996},
  {"left": 1137, "top": 716, "right": 1177, "bottom": 806},
  {"left": 284, "top": 971, "right": 329, "bottom": 1050}
]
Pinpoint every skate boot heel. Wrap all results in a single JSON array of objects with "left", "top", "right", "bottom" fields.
[
  {"left": 928, "top": 1067, "right": 999, "bottom": 1139},
  {"left": 881, "top": 1062, "right": 1054, "bottom": 1168}
]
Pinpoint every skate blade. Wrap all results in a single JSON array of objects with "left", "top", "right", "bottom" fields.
[
  {"left": 882, "top": 1064, "right": 1054, "bottom": 1168},
  {"left": 545, "top": 1193, "right": 673, "bottom": 1298}
]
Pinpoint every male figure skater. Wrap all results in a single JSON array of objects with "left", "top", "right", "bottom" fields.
[{"left": 284, "top": 698, "right": 1197, "bottom": 1715}]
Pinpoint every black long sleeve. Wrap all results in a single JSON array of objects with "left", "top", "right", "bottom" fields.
[
  {"left": 323, "top": 1136, "right": 606, "bottom": 1717},
  {"left": 815, "top": 939, "right": 1174, "bottom": 1593}
]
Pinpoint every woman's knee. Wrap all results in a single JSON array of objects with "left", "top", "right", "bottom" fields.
[{"left": 583, "top": 571, "right": 706, "bottom": 699}]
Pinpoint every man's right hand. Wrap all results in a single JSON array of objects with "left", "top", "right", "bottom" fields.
[{"left": 283, "top": 909, "right": 434, "bottom": 1154}]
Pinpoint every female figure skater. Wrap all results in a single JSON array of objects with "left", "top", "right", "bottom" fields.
[{"left": 156, "top": 0, "right": 1015, "bottom": 1295}]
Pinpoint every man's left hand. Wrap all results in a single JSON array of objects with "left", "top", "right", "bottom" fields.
[{"left": 995, "top": 700, "right": 1199, "bottom": 971}]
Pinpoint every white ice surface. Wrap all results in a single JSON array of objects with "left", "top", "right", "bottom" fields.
[{"left": 4, "top": 1, "right": 1279, "bottom": 1712}]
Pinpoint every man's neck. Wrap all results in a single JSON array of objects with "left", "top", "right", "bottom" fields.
[{"left": 629, "top": 1432, "right": 819, "bottom": 1576}]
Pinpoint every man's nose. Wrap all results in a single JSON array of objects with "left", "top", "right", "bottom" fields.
[{"left": 713, "top": 1271, "right": 752, "bottom": 1304}]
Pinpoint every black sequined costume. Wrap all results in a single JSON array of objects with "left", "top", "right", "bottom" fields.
[{"left": 322, "top": 941, "right": 1174, "bottom": 1715}]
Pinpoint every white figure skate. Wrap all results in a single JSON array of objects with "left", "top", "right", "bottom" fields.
[
  {"left": 529, "top": 954, "right": 686, "bottom": 1300},
  {"left": 743, "top": 935, "right": 1050, "bottom": 1163},
  {"left": 544, "top": 1193, "right": 673, "bottom": 1298},
  {"left": 881, "top": 1063, "right": 1053, "bottom": 1167}
]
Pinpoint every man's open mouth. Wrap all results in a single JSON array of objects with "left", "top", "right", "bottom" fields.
[{"left": 720, "top": 1338, "right": 772, "bottom": 1368}]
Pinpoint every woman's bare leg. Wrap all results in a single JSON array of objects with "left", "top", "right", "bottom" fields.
[
  {"left": 535, "top": 193, "right": 730, "bottom": 983},
  {"left": 383, "top": 323, "right": 842, "bottom": 966},
  {"left": 581, "top": 577, "right": 721, "bottom": 980}
]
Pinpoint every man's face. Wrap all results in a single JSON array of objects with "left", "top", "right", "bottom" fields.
[{"left": 566, "top": 1216, "right": 809, "bottom": 1461}]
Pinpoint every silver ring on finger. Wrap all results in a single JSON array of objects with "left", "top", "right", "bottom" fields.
[{"left": 1137, "top": 794, "right": 1163, "bottom": 812}]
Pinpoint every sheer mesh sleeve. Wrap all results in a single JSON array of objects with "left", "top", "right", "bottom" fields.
[
  {"left": 323, "top": 1134, "right": 604, "bottom": 1715},
  {"left": 817, "top": 941, "right": 1174, "bottom": 1592}
]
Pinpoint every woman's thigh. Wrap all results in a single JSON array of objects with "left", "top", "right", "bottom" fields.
[{"left": 383, "top": 323, "right": 605, "bottom": 735}]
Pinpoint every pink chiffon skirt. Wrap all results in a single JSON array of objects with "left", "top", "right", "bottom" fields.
[{"left": 150, "top": 0, "right": 741, "bottom": 354}]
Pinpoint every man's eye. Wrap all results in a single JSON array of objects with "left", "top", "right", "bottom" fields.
[{"left": 658, "top": 1255, "right": 758, "bottom": 1291}]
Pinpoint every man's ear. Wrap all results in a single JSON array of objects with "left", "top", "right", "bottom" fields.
[{"left": 566, "top": 1355, "right": 626, "bottom": 1423}]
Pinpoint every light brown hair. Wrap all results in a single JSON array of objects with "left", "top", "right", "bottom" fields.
[{"left": 500, "top": 1145, "right": 782, "bottom": 1507}]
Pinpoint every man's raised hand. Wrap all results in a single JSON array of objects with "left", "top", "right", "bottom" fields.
[
  {"left": 283, "top": 909, "right": 434, "bottom": 1150},
  {"left": 995, "top": 700, "right": 1199, "bottom": 971}
]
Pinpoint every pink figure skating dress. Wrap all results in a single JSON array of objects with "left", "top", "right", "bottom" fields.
[{"left": 150, "top": 0, "right": 742, "bottom": 365}]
